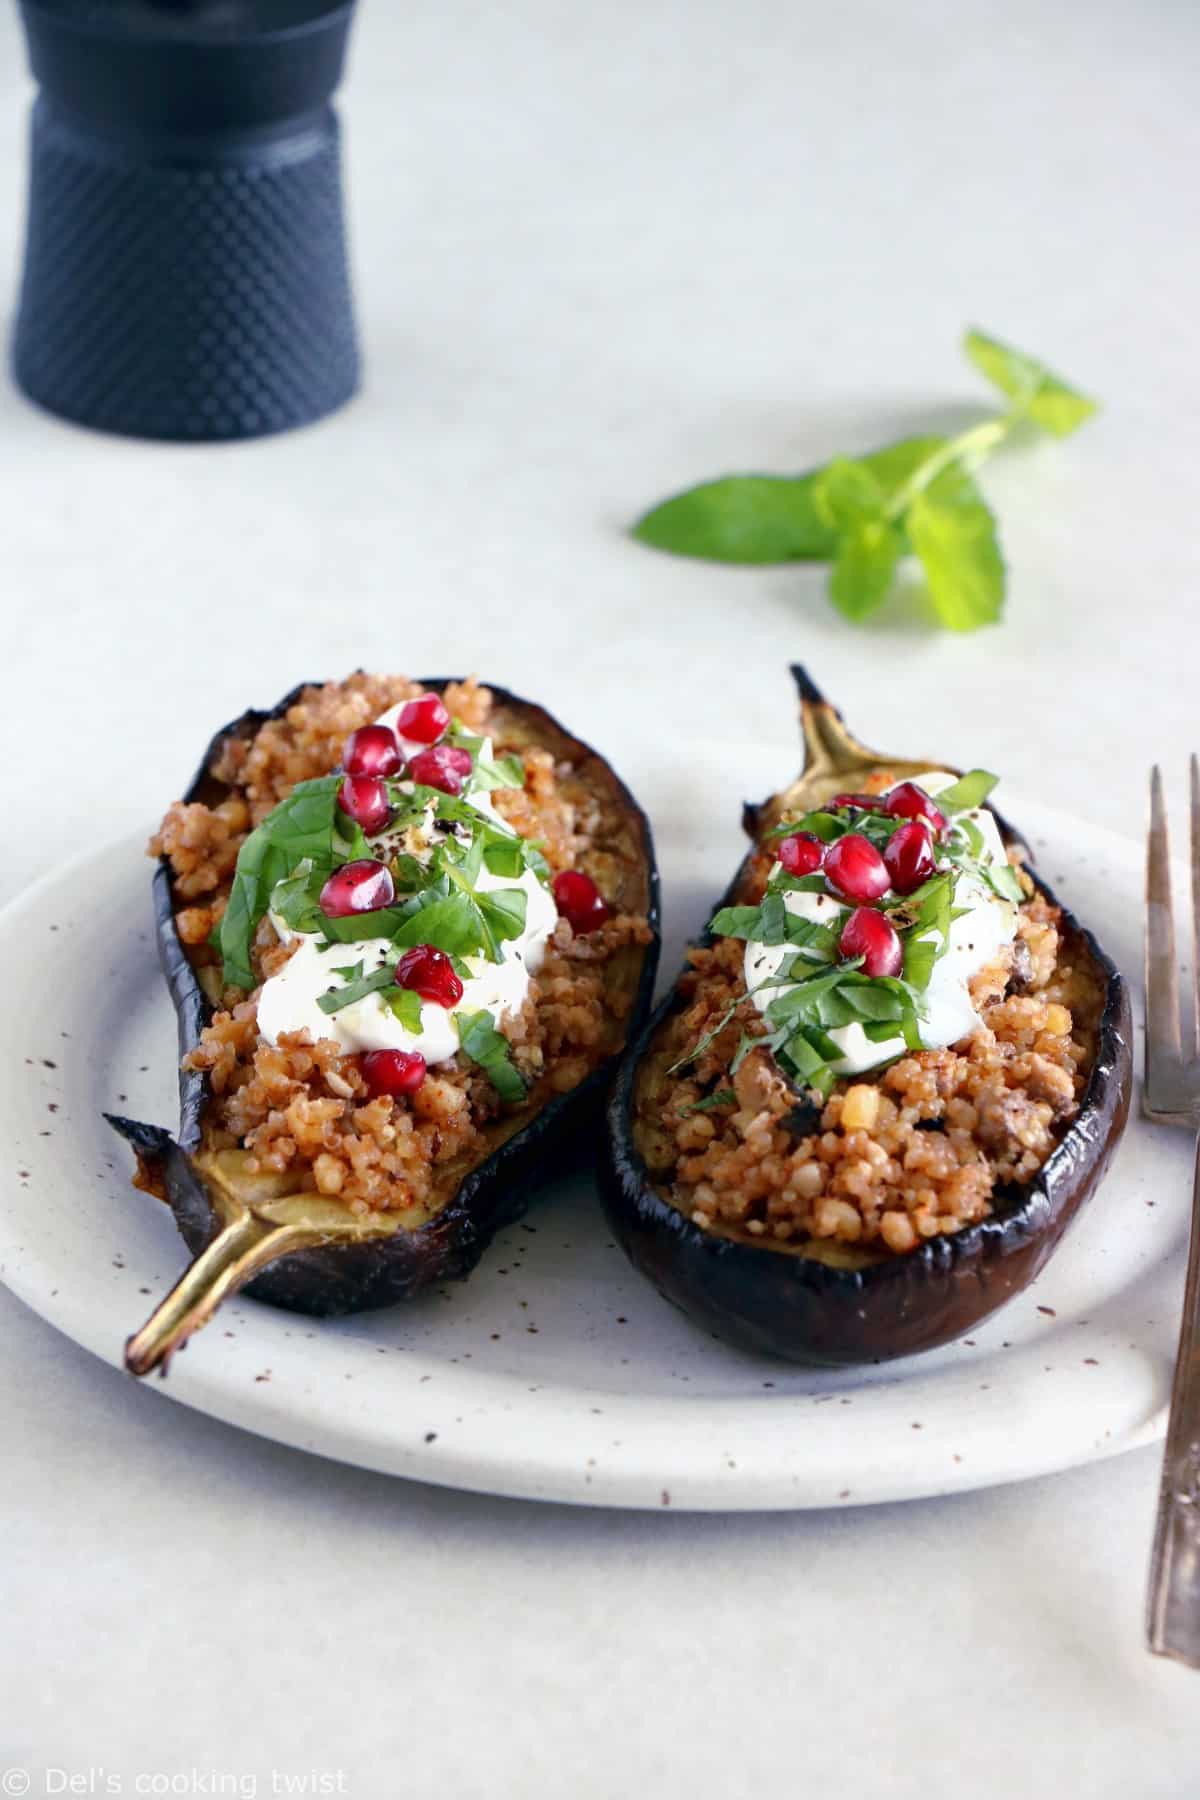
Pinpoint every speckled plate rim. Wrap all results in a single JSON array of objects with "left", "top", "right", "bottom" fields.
[{"left": 0, "top": 790, "right": 1190, "bottom": 1512}]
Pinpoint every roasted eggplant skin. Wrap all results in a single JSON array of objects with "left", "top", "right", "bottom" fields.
[
  {"left": 109, "top": 678, "right": 660, "bottom": 1320},
  {"left": 601, "top": 668, "right": 1133, "bottom": 1366}
]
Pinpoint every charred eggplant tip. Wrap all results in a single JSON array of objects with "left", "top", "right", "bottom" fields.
[{"left": 789, "top": 664, "right": 831, "bottom": 709}]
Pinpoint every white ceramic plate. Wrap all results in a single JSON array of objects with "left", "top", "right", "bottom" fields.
[{"left": 0, "top": 754, "right": 1190, "bottom": 1510}]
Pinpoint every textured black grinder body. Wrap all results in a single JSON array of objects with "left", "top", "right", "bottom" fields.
[{"left": 13, "top": 1, "right": 360, "bottom": 441}]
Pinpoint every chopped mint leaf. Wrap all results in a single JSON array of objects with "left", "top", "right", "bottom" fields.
[
  {"left": 382, "top": 987, "right": 424, "bottom": 1032},
  {"left": 317, "top": 963, "right": 398, "bottom": 1016},
  {"left": 476, "top": 886, "right": 528, "bottom": 950},
  {"left": 729, "top": 1031, "right": 770, "bottom": 1076},
  {"left": 455, "top": 1009, "right": 526, "bottom": 1105},
  {"left": 708, "top": 905, "right": 763, "bottom": 941},
  {"left": 390, "top": 853, "right": 428, "bottom": 892},
  {"left": 679, "top": 1089, "right": 737, "bottom": 1117},
  {"left": 902, "top": 933, "right": 939, "bottom": 993},
  {"left": 955, "top": 816, "right": 986, "bottom": 858},
  {"left": 390, "top": 891, "right": 491, "bottom": 958},
  {"left": 987, "top": 860, "right": 1025, "bottom": 904},
  {"left": 271, "top": 863, "right": 324, "bottom": 935},
  {"left": 667, "top": 997, "right": 741, "bottom": 1075},
  {"left": 935, "top": 769, "right": 999, "bottom": 813},
  {"left": 215, "top": 775, "right": 342, "bottom": 988},
  {"left": 862, "top": 1019, "right": 906, "bottom": 1044},
  {"left": 766, "top": 811, "right": 842, "bottom": 843},
  {"left": 334, "top": 817, "right": 373, "bottom": 863},
  {"left": 482, "top": 837, "right": 526, "bottom": 879},
  {"left": 767, "top": 871, "right": 830, "bottom": 894},
  {"left": 445, "top": 720, "right": 485, "bottom": 758},
  {"left": 467, "top": 754, "right": 526, "bottom": 795}
]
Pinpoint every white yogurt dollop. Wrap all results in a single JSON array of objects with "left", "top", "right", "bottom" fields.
[
  {"left": 255, "top": 712, "right": 558, "bottom": 1066},
  {"left": 742, "top": 771, "right": 1018, "bottom": 1078}
]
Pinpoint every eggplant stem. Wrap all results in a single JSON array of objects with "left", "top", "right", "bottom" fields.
[
  {"left": 798, "top": 687, "right": 870, "bottom": 782},
  {"left": 125, "top": 1213, "right": 318, "bottom": 1378}
]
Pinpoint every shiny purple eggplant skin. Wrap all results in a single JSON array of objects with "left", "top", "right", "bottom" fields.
[
  {"left": 600, "top": 668, "right": 1133, "bottom": 1366},
  {"left": 108, "top": 678, "right": 660, "bottom": 1318}
]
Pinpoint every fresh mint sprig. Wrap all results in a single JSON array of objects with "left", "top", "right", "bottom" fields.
[{"left": 632, "top": 327, "right": 1097, "bottom": 632}]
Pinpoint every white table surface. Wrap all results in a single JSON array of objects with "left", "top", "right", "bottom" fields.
[{"left": 3, "top": 1, "right": 1199, "bottom": 1794}]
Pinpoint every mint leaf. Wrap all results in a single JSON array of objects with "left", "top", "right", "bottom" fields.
[
  {"left": 829, "top": 516, "right": 903, "bottom": 622},
  {"left": 630, "top": 438, "right": 944, "bottom": 567},
  {"left": 633, "top": 475, "right": 835, "bottom": 564},
  {"left": 964, "top": 327, "right": 1097, "bottom": 437},
  {"left": 812, "top": 457, "right": 886, "bottom": 531},
  {"left": 455, "top": 1010, "right": 526, "bottom": 1105},
  {"left": 857, "top": 435, "right": 946, "bottom": 499},
  {"left": 907, "top": 476, "right": 1005, "bottom": 631}
]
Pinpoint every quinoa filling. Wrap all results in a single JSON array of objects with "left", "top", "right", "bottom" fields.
[
  {"left": 633, "top": 771, "right": 1102, "bottom": 1258},
  {"left": 151, "top": 674, "right": 653, "bottom": 1218}
]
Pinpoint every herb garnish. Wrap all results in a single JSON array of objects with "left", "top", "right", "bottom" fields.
[
  {"left": 455, "top": 1009, "right": 527, "bottom": 1104},
  {"left": 674, "top": 772, "right": 1025, "bottom": 1096},
  {"left": 214, "top": 777, "right": 342, "bottom": 989},
  {"left": 632, "top": 327, "right": 1096, "bottom": 632},
  {"left": 212, "top": 722, "right": 549, "bottom": 1107},
  {"left": 679, "top": 1090, "right": 737, "bottom": 1117}
]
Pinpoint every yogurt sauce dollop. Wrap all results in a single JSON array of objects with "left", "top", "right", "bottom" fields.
[
  {"left": 256, "top": 704, "right": 558, "bottom": 1065},
  {"left": 742, "top": 771, "right": 1019, "bottom": 1079}
]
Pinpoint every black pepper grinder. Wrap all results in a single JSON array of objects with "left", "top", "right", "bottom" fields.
[{"left": 12, "top": 0, "right": 360, "bottom": 441}]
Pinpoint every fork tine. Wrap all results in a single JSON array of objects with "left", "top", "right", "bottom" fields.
[
  {"left": 1192, "top": 755, "right": 1200, "bottom": 1057},
  {"left": 1146, "top": 766, "right": 1182, "bottom": 1108}
]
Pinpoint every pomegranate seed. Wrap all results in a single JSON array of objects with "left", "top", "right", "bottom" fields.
[
  {"left": 831, "top": 791, "right": 884, "bottom": 812},
  {"left": 337, "top": 775, "right": 393, "bottom": 836},
  {"left": 343, "top": 724, "right": 402, "bottom": 779},
  {"left": 361, "top": 1049, "right": 427, "bottom": 1098},
  {"left": 319, "top": 858, "right": 395, "bottom": 918},
  {"left": 885, "top": 781, "right": 947, "bottom": 837},
  {"left": 397, "top": 693, "right": 450, "bottom": 745},
  {"left": 407, "top": 744, "right": 473, "bottom": 796},
  {"left": 884, "top": 821, "right": 936, "bottom": 895},
  {"left": 839, "top": 907, "right": 903, "bottom": 979},
  {"left": 777, "top": 832, "right": 826, "bottom": 876},
  {"left": 824, "top": 833, "right": 890, "bottom": 903},
  {"left": 552, "top": 869, "right": 610, "bottom": 933},
  {"left": 394, "top": 944, "right": 464, "bottom": 1008}
]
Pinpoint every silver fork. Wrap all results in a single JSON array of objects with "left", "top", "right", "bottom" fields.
[{"left": 1144, "top": 760, "right": 1200, "bottom": 1667}]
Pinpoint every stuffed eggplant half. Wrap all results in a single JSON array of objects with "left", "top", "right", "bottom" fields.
[
  {"left": 603, "top": 667, "right": 1131, "bottom": 1365},
  {"left": 112, "top": 673, "right": 659, "bottom": 1375}
]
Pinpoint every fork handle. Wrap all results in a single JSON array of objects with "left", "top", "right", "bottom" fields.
[{"left": 1147, "top": 1131, "right": 1200, "bottom": 1667}]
